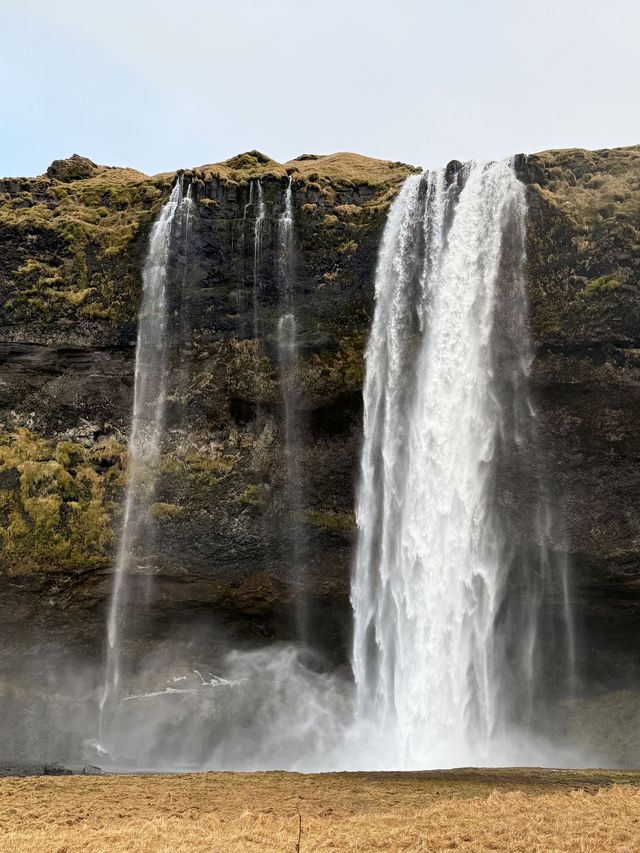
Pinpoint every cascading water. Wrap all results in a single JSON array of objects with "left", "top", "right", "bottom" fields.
[
  {"left": 100, "top": 177, "right": 193, "bottom": 736},
  {"left": 277, "top": 176, "right": 294, "bottom": 297},
  {"left": 177, "top": 184, "right": 195, "bottom": 361},
  {"left": 351, "top": 159, "right": 575, "bottom": 769},
  {"left": 252, "top": 179, "right": 266, "bottom": 340},
  {"left": 276, "top": 177, "right": 306, "bottom": 634}
]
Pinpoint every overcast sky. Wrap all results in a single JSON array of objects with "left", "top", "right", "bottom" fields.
[{"left": 1, "top": 0, "right": 638, "bottom": 177}]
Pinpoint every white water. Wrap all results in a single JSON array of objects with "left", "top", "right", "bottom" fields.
[
  {"left": 88, "top": 161, "right": 578, "bottom": 773},
  {"left": 276, "top": 177, "right": 307, "bottom": 635},
  {"left": 277, "top": 176, "right": 294, "bottom": 299},
  {"left": 351, "top": 160, "right": 574, "bottom": 768},
  {"left": 101, "top": 178, "right": 193, "bottom": 725},
  {"left": 252, "top": 180, "right": 266, "bottom": 339}
]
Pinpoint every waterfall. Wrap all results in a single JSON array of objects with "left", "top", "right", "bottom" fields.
[
  {"left": 252, "top": 180, "right": 266, "bottom": 340},
  {"left": 277, "top": 176, "right": 294, "bottom": 298},
  {"left": 100, "top": 177, "right": 193, "bottom": 729},
  {"left": 276, "top": 178, "right": 306, "bottom": 635},
  {"left": 351, "top": 160, "right": 574, "bottom": 768}
]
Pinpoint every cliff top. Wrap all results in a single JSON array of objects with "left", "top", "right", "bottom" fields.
[
  {"left": 1, "top": 144, "right": 638, "bottom": 336},
  {"left": 3, "top": 150, "right": 418, "bottom": 189}
]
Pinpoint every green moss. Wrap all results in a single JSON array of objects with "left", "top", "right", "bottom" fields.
[
  {"left": 0, "top": 429, "right": 125, "bottom": 575},
  {"left": 584, "top": 274, "right": 623, "bottom": 296},
  {"left": 301, "top": 334, "right": 365, "bottom": 399},
  {"left": 159, "top": 445, "right": 240, "bottom": 494},
  {"left": 149, "top": 502, "right": 184, "bottom": 520},
  {"left": 0, "top": 165, "right": 171, "bottom": 325},
  {"left": 182, "top": 450, "right": 237, "bottom": 476},
  {"left": 236, "top": 484, "right": 265, "bottom": 508},
  {"left": 338, "top": 239, "right": 358, "bottom": 255},
  {"left": 334, "top": 204, "right": 361, "bottom": 219},
  {"left": 223, "top": 151, "right": 274, "bottom": 171},
  {"left": 299, "top": 510, "right": 355, "bottom": 534}
]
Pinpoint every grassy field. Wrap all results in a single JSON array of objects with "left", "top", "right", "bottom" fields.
[{"left": 1, "top": 768, "right": 639, "bottom": 851}]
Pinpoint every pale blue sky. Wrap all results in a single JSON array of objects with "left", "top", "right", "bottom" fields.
[{"left": 1, "top": 0, "right": 638, "bottom": 177}]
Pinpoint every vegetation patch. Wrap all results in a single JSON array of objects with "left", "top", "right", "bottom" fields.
[
  {"left": 1, "top": 769, "right": 639, "bottom": 852},
  {"left": 299, "top": 509, "right": 354, "bottom": 534},
  {"left": 149, "top": 502, "right": 184, "bottom": 520},
  {"left": 0, "top": 157, "right": 170, "bottom": 325},
  {"left": 583, "top": 272, "right": 625, "bottom": 296},
  {"left": 0, "top": 429, "right": 125, "bottom": 575}
]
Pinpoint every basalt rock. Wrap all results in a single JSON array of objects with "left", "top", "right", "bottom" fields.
[
  {"left": 46, "top": 154, "right": 98, "bottom": 183},
  {"left": 0, "top": 146, "right": 639, "bottom": 705}
]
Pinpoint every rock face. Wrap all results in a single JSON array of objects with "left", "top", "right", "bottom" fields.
[
  {"left": 0, "top": 151, "right": 417, "bottom": 684},
  {"left": 0, "top": 146, "right": 639, "bottom": 711},
  {"left": 520, "top": 147, "right": 640, "bottom": 690}
]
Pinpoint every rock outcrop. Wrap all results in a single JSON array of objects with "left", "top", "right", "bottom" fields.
[{"left": 1, "top": 145, "right": 639, "bottom": 704}]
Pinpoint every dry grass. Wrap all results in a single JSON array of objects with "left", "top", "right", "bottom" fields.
[
  {"left": 189, "top": 150, "right": 417, "bottom": 190},
  {"left": 529, "top": 144, "right": 640, "bottom": 227},
  {"left": 1, "top": 768, "right": 639, "bottom": 852}
]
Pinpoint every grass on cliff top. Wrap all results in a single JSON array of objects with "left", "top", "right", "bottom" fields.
[
  {"left": 1, "top": 769, "right": 639, "bottom": 852},
  {"left": 528, "top": 144, "right": 640, "bottom": 229},
  {"left": 190, "top": 150, "right": 419, "bottom": 189},
  {"left": 0, "top": 151, "right": 414, "bottom": 323},
  {"left": 0, "top": 160, "right": 171, "bottom": 322}
]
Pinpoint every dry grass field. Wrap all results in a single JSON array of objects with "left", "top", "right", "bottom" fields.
[{"left": 1, "top": 768, "right": 639, "bottom": 852}]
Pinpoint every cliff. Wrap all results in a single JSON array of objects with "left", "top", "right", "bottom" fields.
[{"left": 1, "top": 146, "right": 639, "bottom": 698}]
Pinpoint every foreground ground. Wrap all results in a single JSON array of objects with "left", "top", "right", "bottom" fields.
[{"left": 1, "top": 768, "right": 639, "bottom": 851}]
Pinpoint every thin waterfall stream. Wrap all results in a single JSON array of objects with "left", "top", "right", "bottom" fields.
[
  {"left": 275, "top": 177, "right": 306, "bottom": 636},
  {"left": 99, "top": 177, "right": 194, "bottom": 749},
  {"left": 252, "top": 179, "right": 266, "bottom": 343}
]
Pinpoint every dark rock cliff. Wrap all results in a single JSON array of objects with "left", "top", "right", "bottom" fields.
[
  {"left": 521, "top": 147, "right": 640, "bottom": 691},
  {"left": 1, "top": 146, "right": 639, "bottom": 713}
]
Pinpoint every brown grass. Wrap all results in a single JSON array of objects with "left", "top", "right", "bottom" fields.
[
  {"left": 184, "top": 150, "right": 418, "bottom": 190},
  {"left": 529, "top": 144, "right": 640, "bottom": 227},
  {"left": 1, "top": 768, "right": 639, "bottom": 852}
]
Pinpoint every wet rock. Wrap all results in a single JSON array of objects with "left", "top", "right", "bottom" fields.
[{"left": 0, "top": 762, "right": 73, "bottom": 777}]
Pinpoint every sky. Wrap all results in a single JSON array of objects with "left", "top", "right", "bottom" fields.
[{"left": 1, "top": 0, "right": 639, "bottom": 177}]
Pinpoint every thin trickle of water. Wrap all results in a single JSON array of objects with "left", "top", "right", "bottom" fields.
[
  {"left": 351, "top": 160, "right": 575, "bottom": 768},
  {"left": 252, "top": 180, "right": 266, "bottom": 339},
  {"left": 101, "top": 177, "right": 193, "bottom": 729},
  {"left": 278, "top": 176, "right": 294, "bottom": 301},
  {"left": 276, "top": 177, "right": 306, "bottom": 635},
  {"left": 177, "top": 184, "right": 195, "bottom": 363}
]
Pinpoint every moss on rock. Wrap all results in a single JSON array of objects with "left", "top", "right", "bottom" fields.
[{"left": 0, "top": 429, "right": 125, "bottom": 575}]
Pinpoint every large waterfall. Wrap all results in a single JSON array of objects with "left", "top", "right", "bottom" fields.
[
  {"left": 351, "top": 160, "right": 574, "bottom": 768},
  {"left": 100, "top": 178, "right": 193, "bottom": 731}
]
